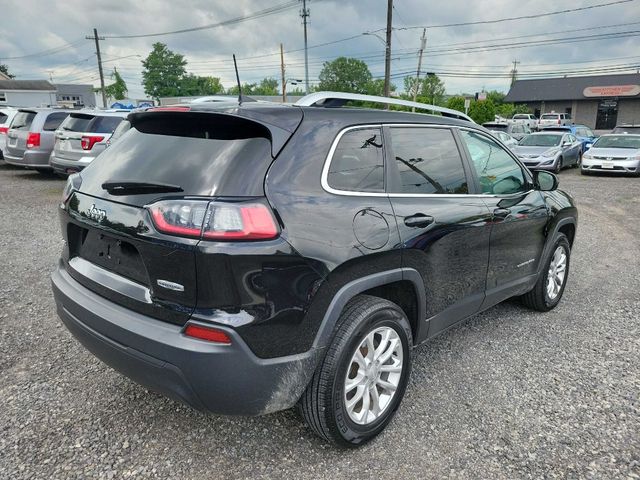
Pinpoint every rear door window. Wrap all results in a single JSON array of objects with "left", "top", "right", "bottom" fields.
[
  {"left": 460, "top": 130, "right": 527, "bottom": 195},
  {"left": 327, "top": 127, "right": 384, "bottom": 192},
  {"left": 387, "top": 127, "right": 468, "bottom": 194},
  {"left": 89, "top": 115, "right": 124, "bottom": 133},
  {"left": 43, "top": 112, "right": 70, "bottom": 131},
  {"left": 0, "top": 113, "right": 7, "bottom": 123},
  {"left": 11, "top": 111, "right": 36, "bottom": 130}
]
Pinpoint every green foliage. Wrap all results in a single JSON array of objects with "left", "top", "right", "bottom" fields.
[
  {"left": 180, "top": 74, "right": 224, "bottom": 96},
  {"left": 404, "top": 74, "right": 446, "bottom": 106},
  {"left": 446, "top": 96, "right": 466, "bottom": 113},
  {"left": 0, "top": 64, "right": 14, "bottom": 78},
  {"left": 226, "top": 77, "right": 279, "bottom": 96},
  {"left": 141, "top": 43, "right": 187, "bottom": 101},
  {"left": 104, "top": 69, "right": 128, "bottom": 100},
  {"left": 468, "top": 99, "right": 496, "bottom": 124},
  {"left": 318, "top": 57, "right": 373, "bottom": 93}
]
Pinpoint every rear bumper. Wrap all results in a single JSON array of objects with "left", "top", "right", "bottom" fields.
[
  {"left": 50, "top": 152, "right": 95, "bottom": 173},
  {"left": 51, "top": 261, "right": 320, "bottom": 415},
  {"left": 3, "top": 149, "right": 52, "bottom": 168}
]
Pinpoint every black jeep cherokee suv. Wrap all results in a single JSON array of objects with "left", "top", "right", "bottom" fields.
[{"left": 51, "top": 95, "right": 577, "bottom": 447}]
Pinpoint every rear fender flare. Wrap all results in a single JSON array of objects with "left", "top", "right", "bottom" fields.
[{"left": 312, "top": 268, "right": 426, "bottom": 349}]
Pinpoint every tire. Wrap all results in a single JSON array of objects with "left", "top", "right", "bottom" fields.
[
  {"left": 554, "top": 157, "right": 563, "bottom": 174},
  {"left": 521, "top": 233, "right": 571, "bottom": 312},
  {"left": 35, "top": 168, "right": 53, "bottom": 175},
  {"left": 574, "top": 152, "right": 582, "bottom": 168},
  {"left": 580, "top": 169, "right": 589, "bottom": 176},
  {"left": 298, "top": 294, "right": 413, "bottom": 447}
]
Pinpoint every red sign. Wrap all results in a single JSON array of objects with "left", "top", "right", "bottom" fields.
[{"left": 583, "top": 85, "right": 640, "bottom": 97}]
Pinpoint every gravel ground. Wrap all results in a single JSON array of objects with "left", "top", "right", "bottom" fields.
[{"left": 0, "top": 163, "right": 638, "bottom": 479}]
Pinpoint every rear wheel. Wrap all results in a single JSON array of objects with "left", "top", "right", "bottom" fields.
[
  {"left": 521, "top": 233, "right": 570, "bottom": 311},
  {"left": 299, "top": 295, "right": 412, "bottom": 447},
  {"left": 554, "top": 157, "right": 563, "bottom": 174}
]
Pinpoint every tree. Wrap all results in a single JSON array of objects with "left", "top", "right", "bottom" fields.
[
  {"left": 318, "top": 57, "right": 372, "bottom": 93},
  {"left": 366, "top": 78, "right": 395, "bottom": 97},
  {"left": 0, "top": 64, "right": 14, "bottom": 79},
  {"left": 141, "top": 43, "right": 187, "bottom": 101},
  {"left": 180, "top": 75, "right": 224, "bottom": 96},
  {"left": 252, "top": 77, "right": 279, "bottom": 95},
  {"left": 446, "top": 96, "right": 466, "bottom": 113},
  {"left": 104, "top": 68, "right": 128, "bottom": 100},
  {"left": 468, "top": 98, "right": 496, "bottom": 124}
]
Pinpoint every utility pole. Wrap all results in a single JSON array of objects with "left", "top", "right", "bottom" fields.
[
  {"left": 411, "top": 28, "right": 427, "bottom": 111},
  {"left": 86, "top": 28, "right": 107, "bottom": 108},
  {"left": 510, "top": 59, "right": 520, "bottom": 88},
  {"left": 280, "top": 43, "right": 286, "bottom": 103},
  {"left": 384, "top": 0, "right": 393, "bottom": 98},
  {"left": 300, "top": 0, "right": 310, "bottom": 94}
]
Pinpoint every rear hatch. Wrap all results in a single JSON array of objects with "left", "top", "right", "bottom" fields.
[
  {"left": 5, "top": 110, "right": 36, "bottom": 158},
  {"left": 55, "top": 113, "right": 124, "bottom": 162},
  {"left": 61, "top": 108, "right": 301, "bottom": 325}
]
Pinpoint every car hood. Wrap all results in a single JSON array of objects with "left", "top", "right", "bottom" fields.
[
  {"left": 585, "top": 147, "right": 640, "bottom": 158},
  {"left": 512, "top": 145, "right": 559, "bottom": 157}
]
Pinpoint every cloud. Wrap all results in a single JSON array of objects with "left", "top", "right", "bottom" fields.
[{"left": 0, "top": 0, "right": 638, "bottom": 98}]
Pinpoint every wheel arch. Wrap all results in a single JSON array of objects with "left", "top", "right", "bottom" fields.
[{"left": 312, "top": 268, "right": 426, "bottom": 350}]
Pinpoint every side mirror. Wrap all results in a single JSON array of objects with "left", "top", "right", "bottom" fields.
[
  {"left": 533, "top": 170, "right": 558, "bottom": 191},
  {"left": 562, "top": 141, "right": 571, "bottom": 147},
  {"left": 585, "top": 142, "right": 593, "bottom": 149}
]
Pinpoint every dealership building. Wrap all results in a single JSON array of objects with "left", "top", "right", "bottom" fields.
[{"left": 504, "top": 73, "right": 640, "bottom": 130}]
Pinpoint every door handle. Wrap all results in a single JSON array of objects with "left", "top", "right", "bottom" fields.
[
  {"left": 404, "top": 214, "right": 434, "bottom": 228},
  {"left": 493, "top": 208, "right": 511, "bottom": 219}
]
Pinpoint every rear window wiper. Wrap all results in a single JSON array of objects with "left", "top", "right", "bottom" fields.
[{"left": 101, "top": 181, "right": 184, "bottom": 195}]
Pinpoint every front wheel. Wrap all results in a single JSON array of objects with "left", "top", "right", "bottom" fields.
[
  {"left": 554, "top": 157, "right": 563, "bottom": 174},
  {"left": 521, "top": 233, "right": 571, "bottom": 311},
  {"left": 298, "top": 295, "right": 412, "bottom": 447}
]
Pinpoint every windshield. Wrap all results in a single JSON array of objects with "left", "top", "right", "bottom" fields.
[
  {"left": 592, "top": 135, "right": 640, "bottom": 149},
  {"left": 541, "top": 114, "right": 559, "bottom": 120},
  {"left": 513, "top": 114, "right": 529, "bottom": 119},
  {"left": 519, "top": 134, "right": 562, "bottom": 147},
  {"left": 612, "top": 126, "right": 640, "bottom": 134},
  {"left": 10, "top": 111, "right": 36, "bottom": 130},
  {"left": 60, "top": 114, "right": 94, "bottom": 132}
]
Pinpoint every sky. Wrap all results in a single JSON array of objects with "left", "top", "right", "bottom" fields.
[{"left": 1, "top": 0, "right": 639, "bottom": 100}]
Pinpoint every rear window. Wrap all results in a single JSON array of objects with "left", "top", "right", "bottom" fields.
[
  {"left": 0, "top": 113, "right": 7, "bottom": 124},
  {"left": 612, "top": 126, "right": 640, "bottom": 134},
  {"left": 60, "top": 114, "right": 93, "bottom": 132},
  {"left": 89, "top": 115, "right": 124, "bottom": 133},
  {"left": 43, "top": 112, "right": 70, "bottom": 131},
  {"left": 11, "top": 111, "right": 36, "bottom": 130},
  {"left": 80, "top": 113, "right": 273, "bottom": 198},
  {"left": 541, "top": 114, "right": 559, "bottom": 119},
  {"left": 513, "top": 114, "right": 529, "bottom": 120}
]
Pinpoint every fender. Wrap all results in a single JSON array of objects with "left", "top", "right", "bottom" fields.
[
  {"left": 312, "top": 268, "right": 426, "bottom": 349},
  {"left": 538, "top": 216, "right": 577, "bottom": 275}
]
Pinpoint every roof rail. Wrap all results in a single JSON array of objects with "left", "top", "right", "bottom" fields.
[{"left": 295, "top": 91, "right": 474, "bottom": 123}]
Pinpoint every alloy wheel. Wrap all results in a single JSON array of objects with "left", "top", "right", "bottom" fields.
[
  {"left": 546, "top": 246, "right": 567, "bottom": 300},
  {"left": 343, "top": 326, "right": 404, "bottom": 425}
]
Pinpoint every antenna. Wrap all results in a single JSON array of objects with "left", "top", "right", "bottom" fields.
[{"left": 233, "top": 54, "right": 242, "bottom": 104}]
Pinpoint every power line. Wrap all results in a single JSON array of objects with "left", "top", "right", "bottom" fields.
[
  {"left": 103, "top": 1, "right": 300, "bottom": 39},
  {"left": 387, "top": 0, "right": 635, "bottom": 30},
  {"left": 0, "top": 39, "right": 85, "bottom": 60}
]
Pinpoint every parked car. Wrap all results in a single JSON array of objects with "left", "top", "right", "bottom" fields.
[
  {"left": 105, "top": 118, "right": 130, "bottom": 147},
  {"left": 3, "top": 108, "right": 70, "bottom": 172},
  {"left": 512, "top": 113, "right": 538, "bottom": 131},
  {"left": 49, "top": 110, "right": 127, "bottom": 175},
  {"left": 539, "top": 112, "right": 572, "bottom": 128},
  {"left": 51, "top": 92, "right": 577, "bottom": 447},
  {"left": 488, "top": 129, "right": 518, "bottom": 149},
  {"left": 512, "top": 131, "right": 582, "bottom": 172},
  {"left": 581, "top": 134, "right": 640, "bottom": 176},
  {"left": 482, "top": 122, "right": 531, "bottom": 141},
  {"left": 0, "top": 106, "right": 18, "bottom": 160},
  {"left": 611, "top": 124, "right": 640, "bottom": 134},
  {"left": 540, "top": 124, "right": 597, "bottom": 151}
]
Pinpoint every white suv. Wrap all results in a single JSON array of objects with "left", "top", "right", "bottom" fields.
[
  {"left": 539, "top": 112, "right": 571, "bottom": 128},
  {"left": 0, "top": 107, "right": 18, "bottom": 159}
]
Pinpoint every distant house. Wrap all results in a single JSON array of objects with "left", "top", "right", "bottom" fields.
[
  {"left": 0, "top": 71, "right": 11, "bottom": 81},
  {"left": 55, "top": 83, "right": 96, "bottom": 108},
  {"left": 0, "top": 79, "right": 57, "bottom": 107}
]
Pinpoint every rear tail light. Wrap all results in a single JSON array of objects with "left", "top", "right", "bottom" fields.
[
  {"left": 0, "top": 126, "right": 8, "bottom": 135},
  {"left": 557, "top": 119, "right": 561, "bottom": 124},
  {"left": 81, "top": 135, "right": 105, "bottom": 150},
  {"left": 26, "top": 132, "right": 40, "bottom": 149},
  {"left": 61, "top": 173, "right": 82, "bottom": 203},
  {"left": 148, "top": 200, "right": 279, "bottom": 241},
  {"left": 184, "top": 324, "right": 231, "bottom": 344}
]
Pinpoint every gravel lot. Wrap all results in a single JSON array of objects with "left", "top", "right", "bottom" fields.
[{"left": 0, "top": 163, "right": 638, "bottom": 479}]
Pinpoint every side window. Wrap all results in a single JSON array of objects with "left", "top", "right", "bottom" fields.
[
  {"left": 388, "top": 127, "right": 468, "bottom": 194},
  {"left": 43, "top": 112, "right": 69, "bottom": 131},
  {"left": 459, "top": 130, "right": 527, "bottom": 195},
  {"left": 327, "top": 127, "right": 384, "bottom": 192}
]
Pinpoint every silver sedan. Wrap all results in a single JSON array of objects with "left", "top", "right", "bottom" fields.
[{"left": 581, "top": 134, "right": 640, "bottom": 176}]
